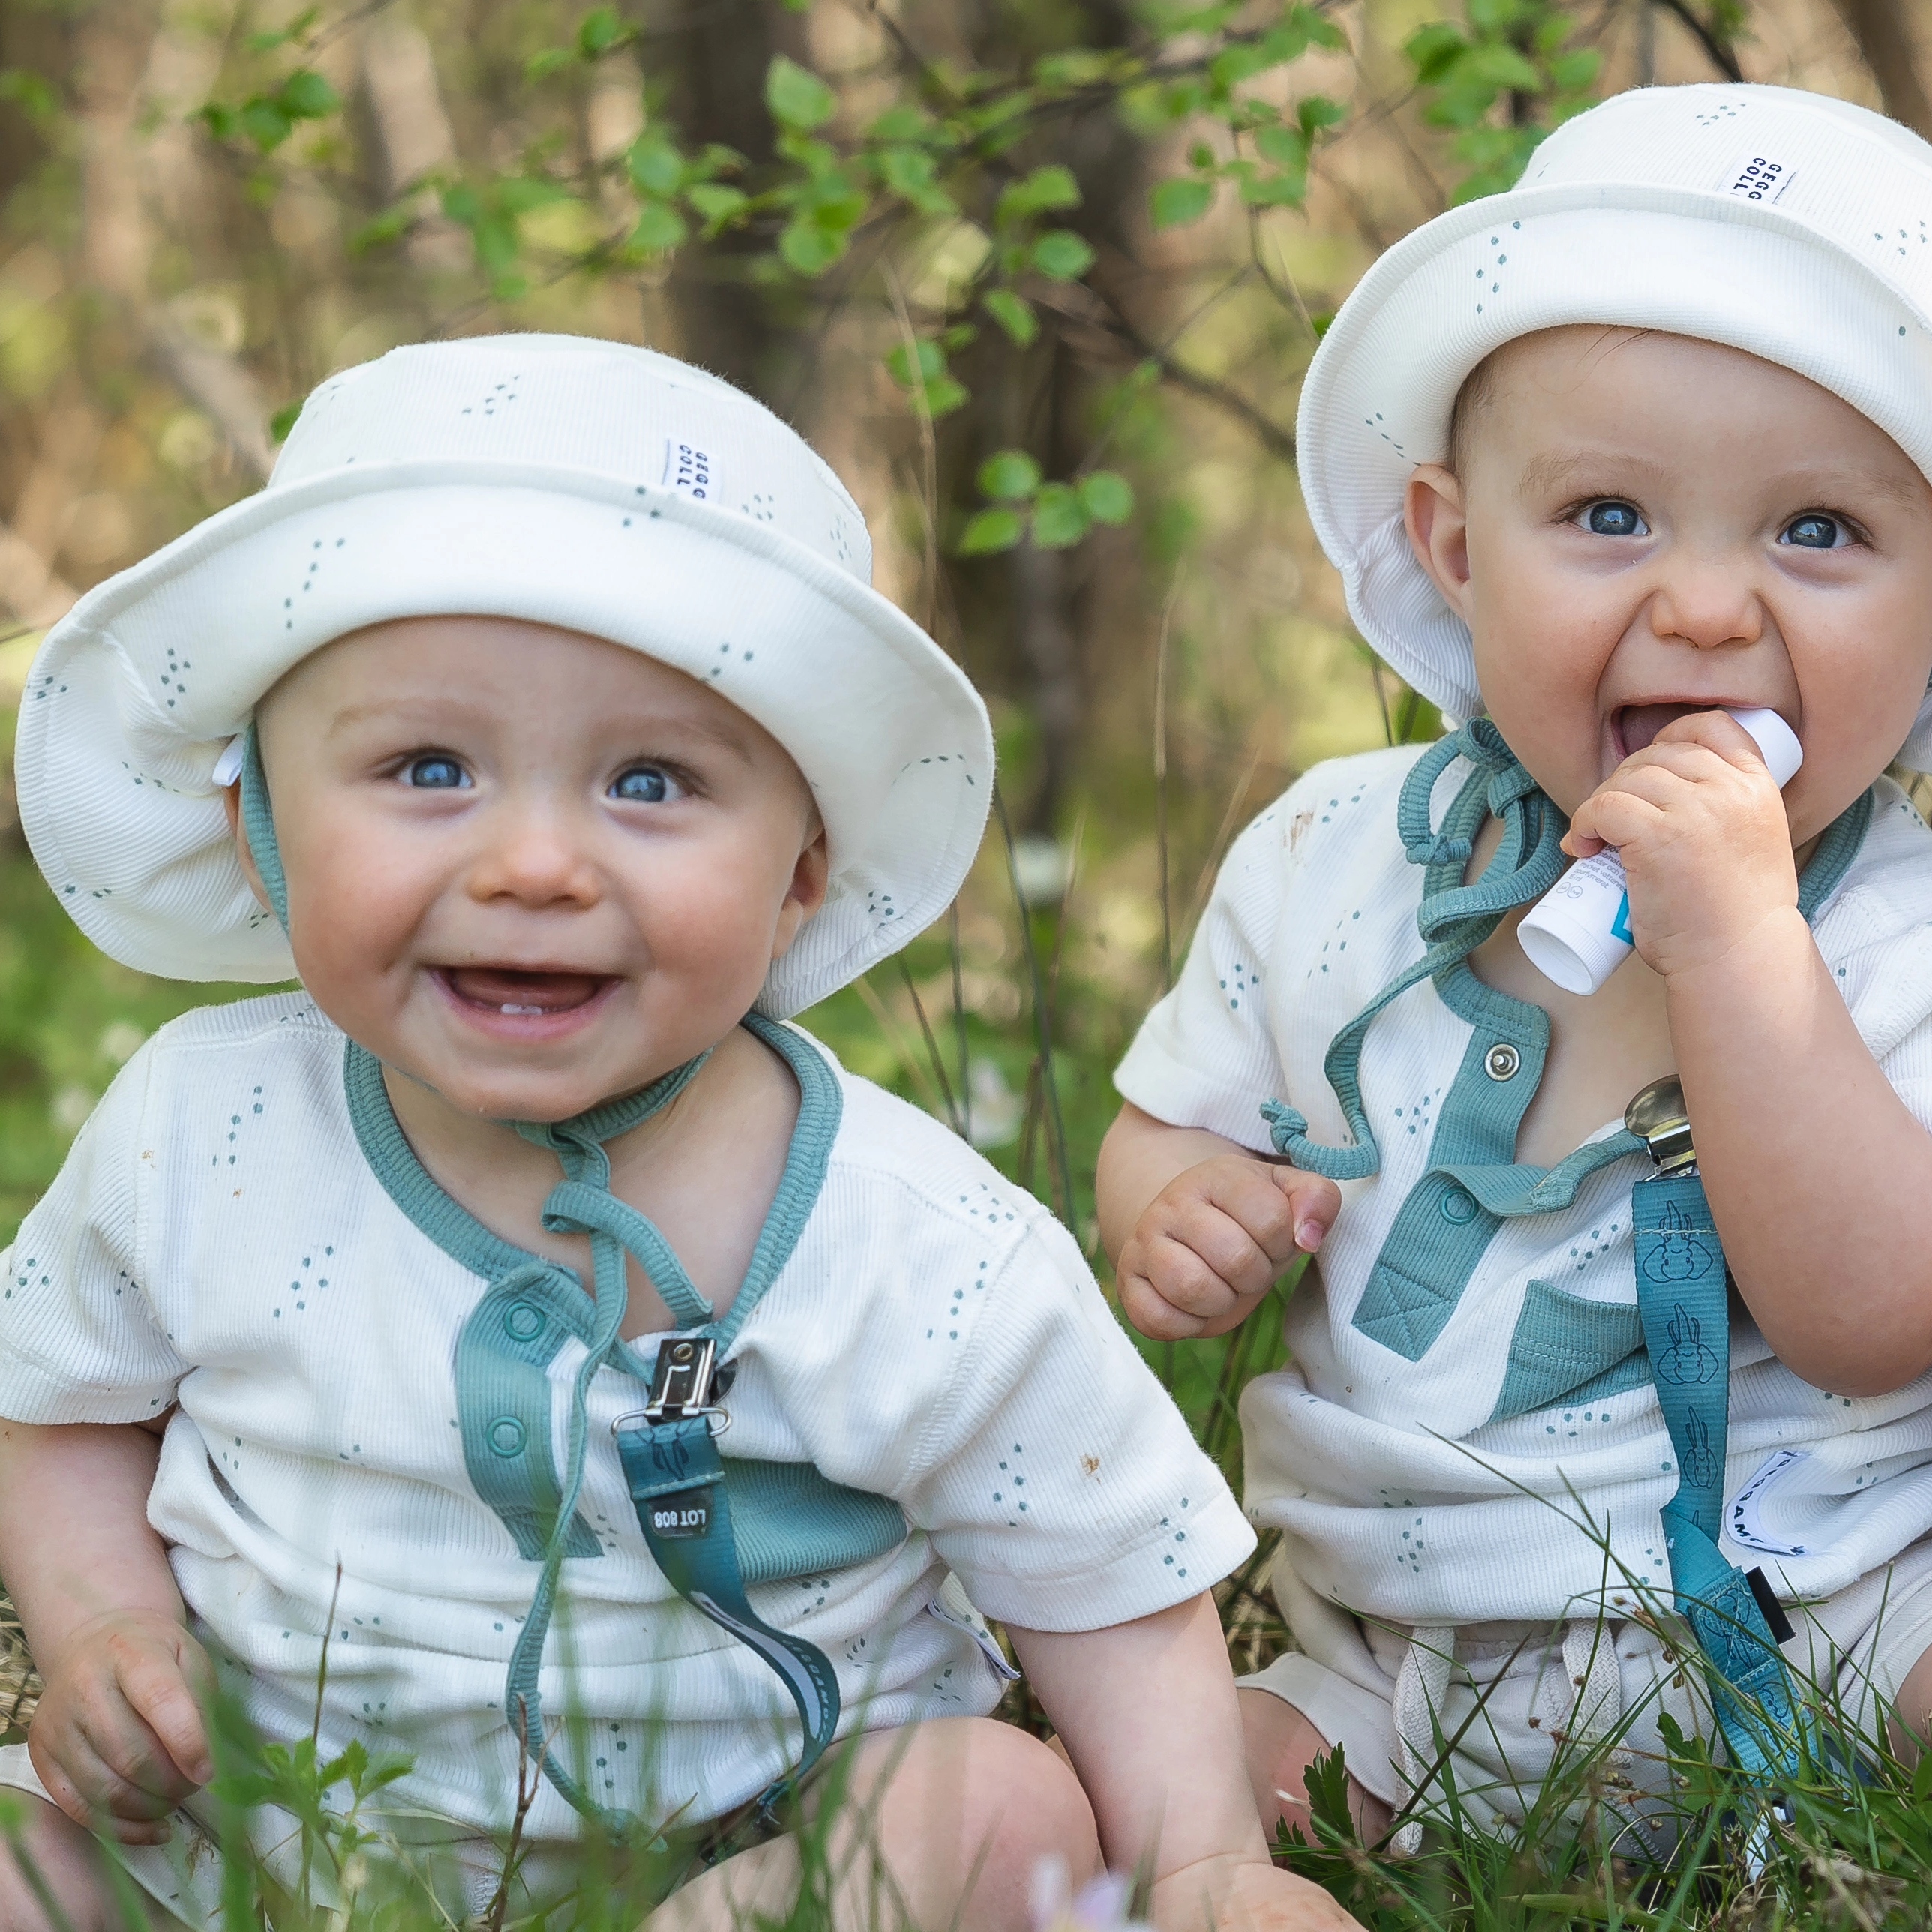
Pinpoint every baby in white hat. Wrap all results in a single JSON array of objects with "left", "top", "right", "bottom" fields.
[
  {"left": 1100, "top": 84, "right": 1932, "bottom": 1852},
  {"left": 0, "top": 338, "right": 1354, "bottom": 1931}
]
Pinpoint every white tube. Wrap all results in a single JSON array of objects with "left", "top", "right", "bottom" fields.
[{"left": 1516, "top": 707, "right": 1802, "bottom": 996}]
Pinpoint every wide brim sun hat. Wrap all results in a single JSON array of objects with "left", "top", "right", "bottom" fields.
[
  {"left": 1298, "top": 81, "right": 1932, "bottom": 771},
  {"left": 16, "top": 334, "right": 993, "bottom": 1016}
]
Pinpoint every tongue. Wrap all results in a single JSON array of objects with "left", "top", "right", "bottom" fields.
[
  {"left": 448, "top": 968, "right": 607, "bottom": 1012},
  {"left": 1619, "top": 703, "right": 1708, "bottom": 755}
]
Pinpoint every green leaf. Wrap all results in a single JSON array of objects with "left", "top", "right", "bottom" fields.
[
  {"left": 977, "top": 450, "right": 1042, "bottom": 502},
  {"left": 268, "top": 400, "right": 303, "bottom": 442},
  {"left": 576, "top": 5, "right": 629, "bottom": 56},
  {"left": 1150, "top": 176, "right": 1215, "bottom": 230},
  {"left": 885, "top": 339, "right": 945, "bottom": 388},
  {"left": 981, "top": 288, "right": 1038, "bottom": 346},
  {"left": 0, "top": 68, "right": 56, "bottom": 122},
  {"left": 350, "top": 202, "right": 416, "bottom": 251},
  {"left": 1405, "top": 20, "right": 1468, "bottom": 83},
  {"left": 1016, "top": 164, "right": 1081, "bottom": 211},
  {"left": 523, "top": 46, "right": 574, "bottom": 80},
  {"left": 1298, "top": 94, "right": 1346, "bottom": 135},
  {"left": 275, "top": 69, "right": 339, "bottom": 121},
  {"left": 1546, "top": 46, "right": 1600, "bottom": 90},
  {"left": 1254, "top": 124, "right": 1308, "bottom": 169},
  {"left": 1078, "top": 470, "right": 1134, "bottom": 525},
  {"left": 920, "top": 374, "right": 968, "bottom": 417},
  {"left": 866, "top": 104, "right": 931, "bottom": 141},
  {"left": 686, "top": 182, "right": 748, "bottom": 228},
  {"left": 778, "top": 220, "right": 844, "bottom": 274},
  {"left": 628, "top": 200, "right": 687, "bottom": 253},
  {"left": 1030, "top": 229, "right": 1094, "bottom": 280},
  {"left": 878, "top": 145, "right": 938, "bottom": 196},
  {"left": 626, "top": 137, "right": 683, "bottom": 198},
  {"left": 495, "top": 176, "right": 571, "bottom": 213},
  {"left": 1030, "top": 482, "right": 1090, "bottom": 549},
  {"left": 765, "top": 55, "right": 836, "bottom": 133},
  {"left": 958, "top": 506, "right": 1024, "bottom": 556},
  {"left": 239, "top": 98, "right": 292, "bottom": 150}
]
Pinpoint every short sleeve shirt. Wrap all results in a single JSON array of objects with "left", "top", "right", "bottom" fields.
[
  {"left": 1118, "top": 747, "right": 1932, "bottom": 1627},
  {"left": 0, "top": 994, "right": 1252, "bottom": 1838}
]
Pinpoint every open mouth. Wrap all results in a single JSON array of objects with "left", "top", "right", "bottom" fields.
[
  {"left": 436, "top": 966, "right": 616, "bottom": 1018},
  {"left": 1613, "top": 702, "right": 1730, "bottom": 759}
]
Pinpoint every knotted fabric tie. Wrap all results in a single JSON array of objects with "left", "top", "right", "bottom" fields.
[{"left": 1266, "top": 721, "right": 1568, "bottom": 1180}]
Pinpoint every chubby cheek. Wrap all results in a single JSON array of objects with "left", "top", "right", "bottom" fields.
[
  {"left": 278, "top": 836, "right": 426, "bottom": 1027},
  {"left": 628, "top": 842, "right": 803, "bottom": 1010}
]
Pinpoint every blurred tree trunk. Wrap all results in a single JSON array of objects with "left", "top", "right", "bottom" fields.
[
  {"left": 1832, "top": 0, "right": 1932, "bottom": 137},
  {"left": 658, "top": 0, "right": 793, "bottom": 392}
]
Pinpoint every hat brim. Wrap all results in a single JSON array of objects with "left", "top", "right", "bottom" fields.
[
  {"left": 1297, "top": 182, "right": 1932, "bottom": 767},
  {"left": 16, "top": 460, "right": 992, "bottom": 1015}
]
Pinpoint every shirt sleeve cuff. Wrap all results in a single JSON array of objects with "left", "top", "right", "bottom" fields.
[
  {"left": 1114, "top": 1031, "right": 1280, "bottom": 1154},
  {"left": 946, "top": 1485, "right": 1256, "bottom": 1633}
]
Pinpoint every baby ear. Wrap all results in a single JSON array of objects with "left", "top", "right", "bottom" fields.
[
  {"left": 1405, "top": 464, "right": 1474, "bottom": 620},
  {"left": 222, "top": 783, "right": 275, "bottom": 914},
  {"left": 772, "top": 821, "right": 831, "bottom": 962}
]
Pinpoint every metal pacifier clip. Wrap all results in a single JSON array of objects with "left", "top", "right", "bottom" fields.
[{"left": 1624, "top": 1076, "right": 1816, "bottom": 1863}]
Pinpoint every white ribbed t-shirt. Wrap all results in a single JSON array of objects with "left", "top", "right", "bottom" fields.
[
  {"left": 1118, "top": 744, "right": 1932, "bottom": 1626},
  {"left": 0, "top": 994, "right": 1252, "bottom": 1840}
]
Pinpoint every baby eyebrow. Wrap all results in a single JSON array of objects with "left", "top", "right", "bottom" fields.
[{"left": 1514, "top": 451, "right": 1666, "bottom": 501}]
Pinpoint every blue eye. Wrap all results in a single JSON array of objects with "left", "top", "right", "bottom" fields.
[
  {"left": 404, "top": 755, "right": 466, "bottom": 789},
  {"left": 610, "top": 766, "right": 681, "bottom": 804},
  {"left": 1782, "top": 514, "right": 1844, "bottom": 550},
  {"left": 1584, "top": 501, "right": 1646, "bottom": 538}
]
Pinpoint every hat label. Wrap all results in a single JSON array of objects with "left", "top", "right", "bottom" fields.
[
  {"left": 663, "top": 437, "right": 716, "bottom": 502},
  {"left": 1721, "top": 154, "right": 1792, "bottom": 203}
]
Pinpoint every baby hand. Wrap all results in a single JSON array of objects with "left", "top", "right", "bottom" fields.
[
  {"left": 28, "top": 1609, "right": 214, "bottom": 1844},
  {"left": 1115, "top": 1155, "right": 1338, "bottom": 1340},
  {"left": 1562, "top": 710, "right": 1798, "bottom": 980},
  {"left": 1152, "top": 1852, "right": 1364, "bottom": 1932}
]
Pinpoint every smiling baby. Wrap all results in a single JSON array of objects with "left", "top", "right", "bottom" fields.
[{"left": 0, "top": 339, "right": 1354, "bottom": 1932}]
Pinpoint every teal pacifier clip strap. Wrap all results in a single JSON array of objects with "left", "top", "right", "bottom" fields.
[
  {"left": 1634, "top": 1169, "right": 1807, "bottom": 1780},
  {"left": 614, "top": 1382, "right": 841, "bottom": 1803}
]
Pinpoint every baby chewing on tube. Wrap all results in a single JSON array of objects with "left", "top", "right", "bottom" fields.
[{"left": 1517, "top": 708, "right": 1804, "bottom": 996}]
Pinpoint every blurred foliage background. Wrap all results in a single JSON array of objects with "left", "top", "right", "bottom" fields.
[{"left": 0, "top": 0, "right": 1926, "bottom": 1474}]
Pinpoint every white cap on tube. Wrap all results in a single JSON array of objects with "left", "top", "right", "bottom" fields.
[{"left": 1516, "top": 706, "right": 1803, "bottom": 996}]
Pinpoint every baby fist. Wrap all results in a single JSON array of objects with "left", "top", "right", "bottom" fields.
[{"left": 1116, "top": 1156, "right": 1338, "bottom": 1340}]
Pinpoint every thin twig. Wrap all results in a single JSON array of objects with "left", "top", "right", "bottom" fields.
[
  {"left": 896, "top": 953, "right": 962, "bottom": 1135},
  {"left": 1650, "top": 0, "right": 1744, "bottom": 78},
  {"left": 1154, "top": 573, "right": 1183, "bottom": 991},
  {"left": 950, "top": 902, "right": 970, "bottom": 1143},
  {"left": 854, "top": 973, "right": 952, "bottom": 1120}
]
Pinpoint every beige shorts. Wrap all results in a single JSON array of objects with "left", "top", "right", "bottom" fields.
[{"left": 1241, "top": 1538, "right": 1932, "bottom": 1856}]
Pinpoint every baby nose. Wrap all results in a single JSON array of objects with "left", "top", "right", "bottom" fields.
[
  {"left": 1648, "top": 560, "right": 1763, "bottom": 651},
  {"left": 467, "top": 810, "right": 602, "bottom": 907}
]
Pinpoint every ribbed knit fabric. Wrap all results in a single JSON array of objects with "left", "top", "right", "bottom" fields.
[
  {"left": 0, "top": 998, "right": 1251, "bottom": 1839},
  {"left": 1117, "top": 744, "right": 1932, "bottom": 1628}
]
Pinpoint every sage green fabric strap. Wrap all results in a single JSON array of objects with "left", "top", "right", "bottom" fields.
[{"left": 237, "top": 724, "right": 288, "bottom": 928}]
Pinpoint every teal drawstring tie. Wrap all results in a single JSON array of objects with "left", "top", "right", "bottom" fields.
[{"left": 1263, "top": 718, "right": 1573, "bottom": 1180}]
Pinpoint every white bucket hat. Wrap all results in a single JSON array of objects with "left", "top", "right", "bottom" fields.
[
  {"left": 15, "top": 334, "right": 993, "bottom": 1016},
  {"left": 1297, "top": 82, "right": 1932, "bottom": 770}
]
